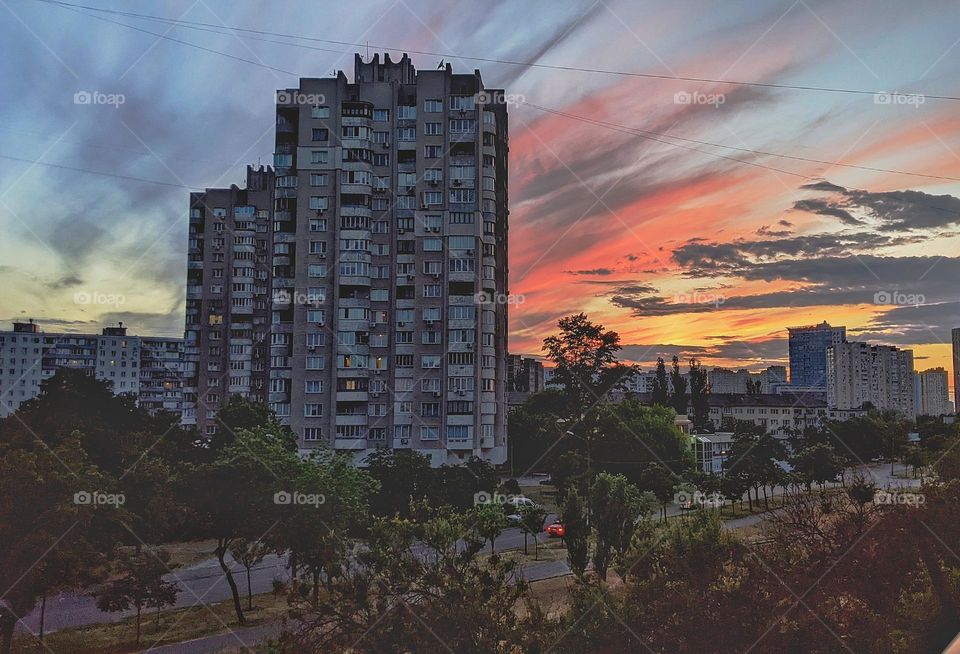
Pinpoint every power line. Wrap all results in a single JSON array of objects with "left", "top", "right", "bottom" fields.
[
  {"left": 32, "top": 0, "right": 960, "bottom": 102},
  {"left": 523, "top": 102, "right": 960, "bottom": 183},
  {"left": 0, "top": 154, "right": 203, "bottom": 189}
]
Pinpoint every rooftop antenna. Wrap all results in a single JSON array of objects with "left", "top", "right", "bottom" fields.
[{"left": 365, "top": 41, "right": 370, "bottom": 60}]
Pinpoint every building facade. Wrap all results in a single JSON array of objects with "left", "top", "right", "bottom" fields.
[
  {"left": 187, "top": 54, "right": 509, "bottom": 465},
  {"left": 917, "top": 367, "right": 951, "bottom": 417},
  {"left": 826, "top": 341, "right": 915, "bottom": 416},
  {"left": 953, "top": 327, "right": 960, "bottom": 414},
  {"left": 0, "top": 320, "right": 183, "bottom": 417},
  {"left": 507, "top": 354, "right": 545, "bottom": 407},
  {"left": 788, "top": 321, "right": 846, "bottom": 389}
]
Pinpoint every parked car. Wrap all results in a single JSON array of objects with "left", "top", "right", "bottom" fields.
[{"left": 545, "top": 521, "right": 565, "bottom": 538}]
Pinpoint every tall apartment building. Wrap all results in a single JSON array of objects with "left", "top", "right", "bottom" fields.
[
  {"left": 788, "top": 321, "right": 846, "bottom": 389},
  {"left": 183, "top": 166, "right": 276, "bottom": 431},
  {"left": 917, "top": 367, "right": 951, "bottom": 417},
  {"left": 825, "top": 341, "right": 915, "bottom": 415},
  {"left": 0, "top": 320, "right": 183, "bottom": 417},
  {"left": 187, "top": 54, "right": 509, "bottom": 465},
  {"left": 953, "top": 327, "right": 960, "bottom": 414},
  {"left": 707, "top": 366, "right": 786, "bottom": 394}
]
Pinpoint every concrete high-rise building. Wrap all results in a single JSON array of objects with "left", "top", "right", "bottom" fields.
[
  {"left": 187, "top": 54, "right": 509, "bottom": 465},
  {"left": 826, "top": 341, "right": 915, "bottom": 415},
  {"left": 0, "top": 320, "right": 183, "bottom": 417},
  {"left": 917, "top": 367, "right": 950, "bottom": 417},
  {"left": 507, "top": 354, "right": 545, "bottom": 394},
  {"left": 788, "top": 321, "right": 846, "bottom": 389},
  {"left": 183, "top": 166, "right": 276, "bottom": 432},
  {"left": 953, "top": 327, "right": 960, "bottom": 414}
]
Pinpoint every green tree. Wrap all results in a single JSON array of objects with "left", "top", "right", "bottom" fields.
[
  {"left": 791, "top": 443, "right": 845, "bottom": 490},
  {"left": 669, "top": 356, "right": 689, "bottom": 414},
  {"left": 213, "top": 395, "right": 296, "bottom": 451},
  {"left": 470, "top": 503, "right": 508, "bottom": 553},
  {"left": 650, "top": 357, "right": 670, "bottom": 407},
  {"left": 589, "top": 473, "right": 648, "bottom": 580},
  {"left": 94, "top": 548, "right": 178, "bottom": 645},
  {"left": 230, "top": 538, "right": 272, "bottom": 611},
  {"left": 518, "top": 503, "right": 548, "bottom": 558},
  {"left": 561, "top": 490, "right": 590, "bottom": 577},
  {"left": 688, "top": 358, "right": 711, "bottom": 431}
]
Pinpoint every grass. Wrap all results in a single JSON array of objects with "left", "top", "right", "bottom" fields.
[
  {"left": 12, "top": 591, "right": 287, "bottom": 654},
  {"left": 163, "top": 539, "right": 220, "bottom": 570}
]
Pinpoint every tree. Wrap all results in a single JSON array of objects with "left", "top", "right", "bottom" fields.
[
  {"left": 561, "top": 490, "right": 590, "bottom": 577},
  {"left": 0, "top": 431, "right": 125, "bottom": 654},
  {"left": 669, "top": 356, "right": 689, "bottom": 415},
  {"left": 589, "top": 473, "right": 648, "bottom": 580},
  {"left": 746, "top": 379, "right": 763, "bottom": 394},
  {"left": 518, "top": 503, "right": 548, "bottom": 558},
  {"left": 791, "top": 443, "right": 845, "bottom": 490},
  {"left": 213, "top": 395, "right": 296, "bottom": 451},
  {"left": 363, "top": 449, "right": 435, "bottom": 518},
  {"left": 688, "top": 358, "right": 711, "bottom": 431},
  {"left": 471, "top": 503, "right": 508, "bottom": 553},
  {"left": 650, "top": 357, "right": 670, "bottom": 407},
  {"left": 542, "top": 313, "right": 634, "bottom": 415},
  {"left": 230, "top": 538, "right": 272, "bottom": 611},
  {"left": 94, "top": 549, "right": 178, "bottom": 645}
]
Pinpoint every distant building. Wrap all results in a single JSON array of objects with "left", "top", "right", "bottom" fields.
[
  {"left": 706, "top": 392, "right": 833, "bottom": 435},
  {"left": 788, "top": 321, "right": 846, "bottom": 389},
  {"left": 623, "top": 370, "right": 691, "bottom": 395},
  {"left": 708, "top": 366, "right": 786, "bottom": 394},
  {"left": 0, "top": 320, "right": 183, "bottom": 418},
  {"left": 953, "top": 327, "right": 960, "bottom": 414},
  {"left": 506, "top": 354, "right": 545, "bottom": 407},
  {"left": 693, "top": 432, "right": 735, "bottom": 473},
  {"left": 826, "top": 341, "right": 915, "bottom": 416},
  {"left": 917, "top": 367, "right": 951, "bottom": 417}
]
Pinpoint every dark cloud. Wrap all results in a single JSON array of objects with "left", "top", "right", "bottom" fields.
[
  {"left": 566, "top": 268, "right": 615, "bottom": 276},
  {"left": 792, "top": 198, "right": 863, "bottom": 225}
]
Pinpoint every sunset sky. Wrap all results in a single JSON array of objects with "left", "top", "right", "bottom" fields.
[{"left": 1, "top": 0, "right": 958, "bottom": 384}]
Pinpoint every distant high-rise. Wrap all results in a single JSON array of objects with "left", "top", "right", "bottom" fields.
[
  {"left": 826, "top": 341, "right": 915, "bottom": 415},
  {"left": 917, "top": 367, "right": 950, "bottom": 417},
  {"left": 186, "top": 54, "right": 509, "bottom": 466},
  {"left": 0, "top": 320, "right": 183, "bottom": 417},
  {"left": 953, "top": 327, "right": 960, "bottom": 414},
  {"left": 788, "top": 321, "right": 846, "bottom": 389}
]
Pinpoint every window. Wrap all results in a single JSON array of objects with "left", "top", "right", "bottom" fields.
[
  {"left": 424, "top": 145, "right": 442, "bottom": 158},
  {"left": 397, "top": 127, "right": 416, "bottom": 141},
  {"left": 308, "top": 264, "right": 326, "bottom": 277},
  {"left": 424, "top": 99, "right": 443, "bottom": 112},
  {"left": 395, "top": 354, "right": 413, "bottom": 368},
  {"left": 449, "top": 189, "right": 476, "bottom": 204},
  {"left": 449, "top": 305, "right": 475, "bottom": 320},
  {"left": 306, "top": 332, "right": 325, "bottom": 347},
  {"left": 420, "top": 426, "right": 439, "bottom": 441},
  {"left": 449, "top": 95, "right": 475, "bottom": 111},
  {"left": 423, "top": 238, "right": 443, "bottom": 251},
  {"left": 449, "top": 119, "right": 476, "bottom": 133},
  {"left": 450, "top": 211, "right": 474, "bottom": 224},
  {"left": 447, "top": 424, "right": 472, "bottom": 441},
  {"left": 307, "top": 310, "right": 325, "bottom": 324},
  {"left": 312, "top": 128, "right": 328, "bottom": 141},
  {"left": 423, "top": 284, "right": 442, "bottom": 298},
  {"left": 449, "top": 257, "right": 474, "bottom": 273},
  {"left": 450, "top": 236, "right": 476, "bottom": 250},
  {"left": 423, "top": 307, "right": 442, "bottom": 321},
  {"left": 373, "top": 153, "right": 389, "bottom": 166},
  {"left": 309, "top": 218, "right": 327, "bottom": 232},
  {"left": 310, "top": 150, "right": 329, "bottom": 164},
  {"left": 310, "top": 173, "right": 328, "bottom": 186},
  {"left": 423, "top": 191, "right": 442, "bottom": 205},
  {"left": 424, "top": 168, "right": 443, "bottom": 182},
  {"left": 397, "top": 105, "right": 416, "bottom": 119},
  {"left": 373, "top": 108, "right": 389, "bottom": 121},
  {"left": 371, "top": 288, "right": 389, "bottom": 302},
  {"left": 372, "top": 130, "right": 389, "bottom": 144},
  {"left": 305, "top": 355, "right": 325, "bottom": 370},
  {"left": 309, "top": 196, "right": 328, "bottom": 210},
  {"left": 424, "top": 122, "right": 442, "bottom": 135},
  {"left": 304, "top": 427, "right": 323, "bottom": 441},
  {"left": 304, "top": 403, "right": 323, "bottom": 417},
  {"left": 421, "top": 355, "right": 441, "bottom": 369},
  {"left": 311, "top": 106, "right": 330, "bottom": 119},
  {"left": 309, "top": 241, "right": 326, "bottom": 255},
  {"left": 422, "top": 330, "right": 441, "bottom": 344}
]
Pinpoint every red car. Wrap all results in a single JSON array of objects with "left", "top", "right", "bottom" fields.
[{"left": 545, "top": 522, "right": 565, "bottom": 538}]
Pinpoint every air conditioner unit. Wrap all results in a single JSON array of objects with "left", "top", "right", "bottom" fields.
[
  {"left": 406, "top": 274, "right": 415, "bottom": 280},
  {"left": 371, "top": 392, "right": 380, "bottom": 398},
  {"left": 318, "top": 253, "right": 326, "bottom": 259},
  {"left": 420, "top": 203, "right": 429, "bottom": 209},
  {"left": 466, "top": 249, "right": 474, "bottom": 256},
  {"left": 400, "top": 438, "right": 409, "bottom": 445},
  {"left": 369, "top": 321, "right": 377, "bottom": 328},
  {"left": 466, "top": 343, "right": 473, "bottom": 349},
  {"left": 381, "top": 142, "right": 390, "bottom": 148},
  {"left": 398, "top": 321, "right": 406, "bottom": 327},
  {"left": 457, "top": 390, "right": 466, "bottom": 396},
  {"left": 429, "top": 180, "right": 438, "bottom": 186},
  {"left": 430, "top": 227, "right": 440, "bottom": 233},
  {"left": 398, "top": 228, "right": 406, "bottom": 234},
  {"left": 452, "top": 180, "right": 462, "bottom": 186}
]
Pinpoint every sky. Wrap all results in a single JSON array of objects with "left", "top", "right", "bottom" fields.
[{"left": 1, "top": 0, "right": 959, "bottom": 384}]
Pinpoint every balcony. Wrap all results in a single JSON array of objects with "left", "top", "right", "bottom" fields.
[{"left": 334, "top": 438, "right": 367, "bottom": 450}]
